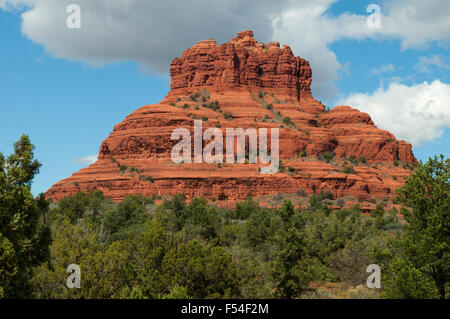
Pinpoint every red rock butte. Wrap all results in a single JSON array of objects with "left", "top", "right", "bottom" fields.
[{"left": 46, "top": 30, "right": 417, "bottom": 202}]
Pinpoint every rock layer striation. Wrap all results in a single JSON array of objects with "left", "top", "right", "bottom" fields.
[{"left": 46, "top": 31, "right": 417, "bottom": 202}]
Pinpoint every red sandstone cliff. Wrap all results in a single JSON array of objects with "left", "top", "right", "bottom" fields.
[{"left": 46, "top": 31, "right": 417, "bottom": 202}]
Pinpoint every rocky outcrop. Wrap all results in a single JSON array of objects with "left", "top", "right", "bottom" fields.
[{"left": 46, "top": 31, "right": 417, "bottom": 202}]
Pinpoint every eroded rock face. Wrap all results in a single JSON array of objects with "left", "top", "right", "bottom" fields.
[
  {"left": 46, "top": 31, "right": 417, "bottom": 202},
  {"left": 170, "top": 30, "right": 313, "bottom": 102}
]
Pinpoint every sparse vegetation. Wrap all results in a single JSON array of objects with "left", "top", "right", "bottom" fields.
[
  {"left": 223, "top": 112, "right": 233, "bottom": 120},
  {"left": 343, "top": 166, "right": 355, "bottom": 174},
  {"left": 318, "top": 151, "right": 335, "bottom": 163}
]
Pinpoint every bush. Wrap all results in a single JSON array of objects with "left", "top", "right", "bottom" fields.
[
  {"left": 343, "top": 166, "right": 355, "bottom": 174},
  {"left": 282, "top": 117, "right": 293, "bottom": 125},
  {"left": 223, "top": 112, "right": 233, "bottom": 120},
  {"left": 258, "top": 90, "right": 265, "bottom": 99},
  {"left": 234, "top": 198, "right": 259, "bottom": 220},
  {"left": 348, "top": 156, "right": 358, "bottom": 165},
  {"left": 319, "top": 151, "right": 335, "bottom": 163}
]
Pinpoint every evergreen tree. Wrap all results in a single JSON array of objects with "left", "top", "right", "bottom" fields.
[{"left": 0, "top": 135, "right": 51, "bottom": 298}]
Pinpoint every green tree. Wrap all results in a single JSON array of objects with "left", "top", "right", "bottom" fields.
[
  {"left": 32, "top": 217, "right": 131, "bottom": 298},
  {"left": 162, "top": 240, "right": 241, "bottom": 298},
  {"left": 381, "top": 155, "right": 449, "bottom": 299},
  {"left": 0, "top": 135, "right": 51, "bottom": 298},
  {"left": 269, "top": 200, "right": 310, "bottom": 298}
]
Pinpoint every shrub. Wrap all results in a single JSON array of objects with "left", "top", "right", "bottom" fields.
[
  {"left": 203, "top": 101, "right": 220, "bottom": 111},
  {"left": 189, "top": 92, "right": 201, "bottom": 101},
  {"left": 266, "top": 103, "right": 273, "bottom": 110},
  {"left": 323, "top": 191, "right": 334, "bottom": 200},
  {"left": 139, "top": 175, "right": 154, "bottom": 183},
  {"left": 258, "top": 90, "right": 265, "bottom": 99},
  {"left": 279, "top": 161, "right": 286, "bottom": 173},
  {"left": 343, "top": 166, "right": 355, "bottom": 174},
  {"left": 299, "top": 150, "right": 307, "bottom": 157},
  {"left": 348, "top": 155, "right": 358, "bottom": 165},
  {"left": 223, "top": 112, "right": 233, "bottom": 120},
  {"left": 393, "top": 159, "right": 399, "bottom": 166},
  {"left": 319, "top": 151, "right": 335, "bottom": 163},
  {"left": 201, "top": 116, "right": 208, "bottom": 122},
  {"left": 282, "top": 117, "right": 292, "bottom": 125}
]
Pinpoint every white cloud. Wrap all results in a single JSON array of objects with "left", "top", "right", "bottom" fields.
[
  {"left": 370, "top": 64, "right": 396, "bottom": 75},
  {"left": 1, "top": 0, "right": 450, "bottom": 101},
  {"left": 270, "top": 0, "right": 450, "bottom": 99},
  {"left": 415, "top": 55, "right": 450, "bottom": 73},
  {"left": 73, "top": 155, "right": 98, "bottom": 165},
  {"left": 338, "top": 80, "right": 450, "bottom": 146}
]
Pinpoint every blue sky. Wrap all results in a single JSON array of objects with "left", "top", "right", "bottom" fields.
[{"left": 1, "top": 0, "right": 449, "bottom": 195}]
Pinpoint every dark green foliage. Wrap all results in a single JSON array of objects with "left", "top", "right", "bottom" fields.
[
  {"left": 343, "top": 166, "right": 355, "bottom": 174},
  {"left": 50, "top": 190, "right": 111, "bottom": 224},
  {"left": 0, "top": 135, "right": 51, "bottom": 298},
  {"left": 203, "top": 100, "right": 220, "bottom": 111},
  {"left": 348, "top": 155, "right": 358, "bottom": 165},
  {"left": 318, "top": 151, "right": 335, "bottom": 163},
  {"left": 269, "top": 200, "right": 309, "bottom": 298},
  {"left": 223, "top": 112, "right": 233, "bottom": 120},
  {"left": 7, "top": 146, "right": 444, "bottom": 299},
  {"left": 234, "top": 198, "right": 259, "bottom": 220},
  {"left": 258, "top": 90, "right": 265, "bottom": 99},
  {"left": 375, "top": 155, "right": 449, "bottom": 299},
  {"left": 102, "top": 195, "right": 153, "bottom": 243}
]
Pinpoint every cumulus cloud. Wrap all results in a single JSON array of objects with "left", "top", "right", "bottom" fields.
[
  {"left": 73, "top": 155, "right": 98, "bottom": 166},
  {"left": 271, "top": 0, "right": 450, "bottom": 98},
  {"left": 0, "top": 0, "right": 288, "bottom": 72},
  {"left": 1, "top": 0, "right": 450, "bottom": 100},
  {"left": 338, "top": 80, "right": 450, "bottom": 146}
]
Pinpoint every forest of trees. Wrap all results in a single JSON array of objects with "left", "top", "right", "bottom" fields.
[{"left": 0, "top": 135, "right": 448, "bottom": 299}]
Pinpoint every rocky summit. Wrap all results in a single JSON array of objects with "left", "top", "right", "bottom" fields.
[{"left": 46, "top": 30, "right": 417, "bottom": 203}]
